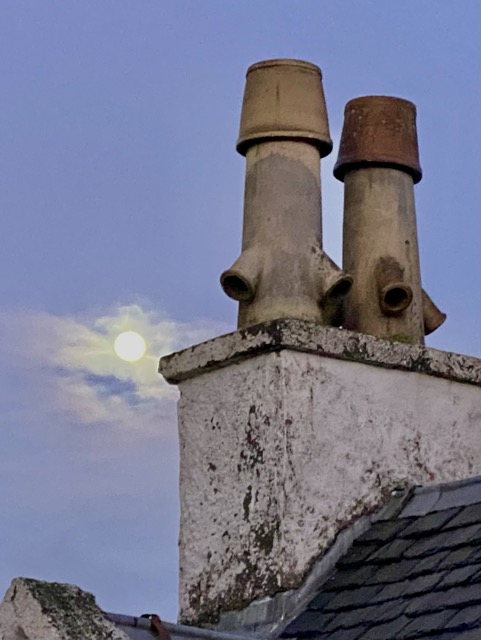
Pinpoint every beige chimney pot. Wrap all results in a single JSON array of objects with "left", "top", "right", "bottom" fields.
[{"left": 221, "top": 59, "right": 351, "bottom": 329}]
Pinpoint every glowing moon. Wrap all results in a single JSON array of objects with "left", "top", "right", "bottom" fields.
[{"left": 114, "top": 331, "right": 146, "bottom": 362}]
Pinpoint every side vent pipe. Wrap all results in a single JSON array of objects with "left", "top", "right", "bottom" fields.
[
  {"left": 334, "top": 96, "right": 446, "bottom": 343},
  {"left": 375, "top": 257, "right": 413, "bottom": 316},
  {"left": 220, "top": 247, "right": 260, "bottom": 303},
  {"left": 221, "top": 59, "right": 352, "bottom": 329},
  {"left": 422, "top": 289, "right": 447, "bottom": 336}
]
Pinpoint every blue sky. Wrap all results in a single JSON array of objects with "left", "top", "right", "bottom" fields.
[{"left": 0, "top": 0, "right": 479, "bottom": 623}]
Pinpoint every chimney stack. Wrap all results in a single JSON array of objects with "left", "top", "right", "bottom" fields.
[
  {"left": 334, "top": 96, "right": 445, "bottom": 343},
  {"left": 221, "top": 59, "right": 352, "bottom": 328},
  {"left": 158, "top": 64, "right": 479, "bottom": 628}
]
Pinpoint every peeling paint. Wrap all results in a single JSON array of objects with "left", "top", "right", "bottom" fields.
[{"left": 174, "top": 340, "right": 480, "bottom": 625}]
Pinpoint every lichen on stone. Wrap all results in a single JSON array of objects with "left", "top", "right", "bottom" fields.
[{"left": 1, "top": 578, "right": 128, "bottom": 640}]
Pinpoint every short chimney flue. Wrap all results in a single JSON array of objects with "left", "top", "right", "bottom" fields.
[
  {"left": 221, "top": 59, "right": 352, "bottom": 329},
  {"left": 334, "top": 96, "right": 445, "bottom": 343}
]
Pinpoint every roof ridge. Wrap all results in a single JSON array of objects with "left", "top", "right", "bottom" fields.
[
  {"left": 398, "top": 476, "right": 481, "bottom": 518},
  {"left": 412, "top": 476, "right": 481, "bottom": 496}
]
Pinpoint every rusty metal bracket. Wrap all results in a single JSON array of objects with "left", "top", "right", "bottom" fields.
[{"left": 141, "top": 613, "right": 172, "bottom": 640}]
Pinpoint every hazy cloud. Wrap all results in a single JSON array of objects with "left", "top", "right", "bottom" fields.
[
  {"left": 0, "top": 302, "right": 230, "bottom": 617},
  {"left": 0, "top": 303, "right": 230, "bottom": 433}
]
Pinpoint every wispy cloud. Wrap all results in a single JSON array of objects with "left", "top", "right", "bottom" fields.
[
  {"left": 0, "top": 301, "right": 230, "bottom": 617},
  {"left": 0, "top": 303, "right": 230, "bottom": 433}
]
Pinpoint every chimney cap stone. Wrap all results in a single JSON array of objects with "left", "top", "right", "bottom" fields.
[{"left": 158, "top": 319, "right": 480, "bottom": 386}]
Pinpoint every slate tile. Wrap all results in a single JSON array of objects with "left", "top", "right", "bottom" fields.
[
  {"left": 443, "top": 583, "right": 481, "bottom": 607},
  {"left": 355, "top": 614, "right": 410, "bottom": 639},
  {"left": 436, "top": 563, "right": 480, "bottom": 588},
  {"left": 325, "top": 627, "right": 365, "bottom": 640},
  {"left": 403, "top": 590, "right": 437, "bottom": 616},
  {"left": 414, "top": 634, "right": 458, "bottom": 640},
  {"left": 434, "top": 482, "right": 481, "bottom": 511},
  {"left": 323, "top": 598, "right": 407, "bottom": 632},
  {"left": 405, "top": 583, "right": 480, "bottom": 615},
  {"left": 367, "top": 537, "right": 415, "bottom": 563},
  {"left": 447, "top": 522, "right": 481, "bottom": 547},
  {"left": 364, "top": 597, "right": 408, "bottom": 623},
  {"left": 444, "top": 503, "right": 481, "bottom": 529},
  {"left": 309, "top": 613, "right": 335, "bottom": 633},
  {"left": 336, "top": 543, "right": 379, "bottom": 568},
  {"left": 400, "top": 608, "right": 458, "bottom": 637},
  {"left": 411, "top": 551, "right": 450, "bottom": 577},
  {"left": 457, "top": 628, "right": 481, "bottom": 639},
  {"left": 364, "top": 552, "right": 450, "bottom": 585},
  {"left": 370, "top": 580, "right": 410, "bottom": 602},
  {"left": 282, "top": 610, "right": 333, "bottom": 636},
  {"left": 324, "top": 565, "right": 377, "bottom": 591},
  {"left": 399, "top": 489, "right": 441, "bottom": 518},
  {"left": 355, "top": 519, "right": 411, "bottom": 544},
  {"left": 405, "top": 529, "right": 458, "bottom": 558},
  {"left": 306, "top": 591, "right": 337, "bottom": 612},
  {"left": 446, "top": 603, "right": 481, "bottom": 628},
  {"left": 397, "top": 571, "right": 446, "bottom": 597},
  {"left": 468, "top": 567, "right": 481, "bottom": 584},
  {"left": 399, "top": 507, "right": 461, "bottom": 538},
  {"left": 441, "top": 546, "right": 479, "bottom": 569},
  {"left": 322, "top": 585, "right": 384, "bottom": 612},
  {"left": 466, "top": 547, "right": 481, "bottom": 563}
]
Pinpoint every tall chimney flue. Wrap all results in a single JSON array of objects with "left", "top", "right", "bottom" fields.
[
  {"left": 221, "top": 59, "right": 352, "bottom": 329},
  {"left": 334, "top": 95, "right": 445, "bottom": 343}
]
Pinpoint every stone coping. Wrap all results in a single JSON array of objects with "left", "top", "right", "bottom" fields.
[{"left": 158, "top": 318, "right": 480, "bottom": 386}]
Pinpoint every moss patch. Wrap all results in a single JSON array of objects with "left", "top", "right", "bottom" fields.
[{"left": 20, "top": 579, "right": 115, "bottom": 640}]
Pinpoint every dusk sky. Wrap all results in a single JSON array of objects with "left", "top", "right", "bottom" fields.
[{"left": 0, "top": 1, "right": 479, "bottom": 623}]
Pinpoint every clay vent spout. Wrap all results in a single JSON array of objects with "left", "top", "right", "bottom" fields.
[{"left": 221, "top": 59, "right": 352, "bottom": 329}]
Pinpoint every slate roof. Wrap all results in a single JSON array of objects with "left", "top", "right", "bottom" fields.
[
  {"left": 280, "top": 477, "right": 481, "bottom": 640},
  {"left": 108, "top": 477, "right": 481, "bottom": 640}
]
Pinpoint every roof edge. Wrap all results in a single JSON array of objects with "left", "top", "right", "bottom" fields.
[
  {"left": 106, "top": 613, "right": 263, "bottom": 640},
  {"left": 213, "top": 476, "right": 481, "bottom": 636},
  {"left": 398, "top": 475, "right": 481, "bottom": 517},
  {"left": 214, "top": 487, "right": 411, "bottom": 637}
]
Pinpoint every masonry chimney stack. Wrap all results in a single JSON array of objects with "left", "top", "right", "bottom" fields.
[
  {"left": 158, "top": 66, "right": 479, "bottom": 630},
  {"left": 334, "top": 96, "right": 445, "bottom": 343},
  {"left": 221, "top": 59, "right": 352, "bottom": 328}
]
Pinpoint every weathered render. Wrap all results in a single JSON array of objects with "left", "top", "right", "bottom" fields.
[
  {"left": 0, "top": 578, "right": 129, "bottom": 640},
  {"left": 158, "top": 320, "right": 481, "bottom": 624}
]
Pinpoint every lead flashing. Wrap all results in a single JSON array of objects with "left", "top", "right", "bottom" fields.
[
  {"left": 158, "top": 318, "right": 480, "bottom": 386},
  {"left": 106, "top": 613, "right": 260, "bottom": 640},
  {"left": 212, "top": 477, "right": 480, "bottom": 636},
  {"left": 214, "top": 513, "right": 375, "bottom": 637}
]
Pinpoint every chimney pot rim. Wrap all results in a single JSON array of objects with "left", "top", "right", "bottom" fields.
[
  {"left": 343, "top": 95, "right": 417, "bottom": 114},
  {"left": 334, "top": 161, "right": 422, "bottom": 183},
  {"left": 246, "top": 58, "right": 322, "bottom": 77},
  {"left": 236, "top": 133, "right": 333, "bottom": 156}
]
